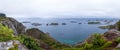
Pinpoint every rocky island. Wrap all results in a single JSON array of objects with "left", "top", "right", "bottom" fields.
[{"left": 88, "top": 21, "right": 101, "bottom": 24}]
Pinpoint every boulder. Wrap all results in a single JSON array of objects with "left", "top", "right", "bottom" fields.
[
  {"left": 116, "top": 44, "right": 120, "bottom": 49},
  {"left": 104, "top": 29, "right": 120, "bottom": 40}
]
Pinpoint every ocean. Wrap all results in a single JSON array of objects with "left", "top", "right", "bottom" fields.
[{"left": 15, "top": 18, "right": 119, "bottom": 45}]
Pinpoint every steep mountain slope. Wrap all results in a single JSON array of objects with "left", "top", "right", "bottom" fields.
[{"left": 0, "top": 13, "right": 25, "bottom": 35}]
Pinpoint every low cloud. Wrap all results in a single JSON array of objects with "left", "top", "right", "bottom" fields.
[{"left": 0, "top": 0, "right": 120, "bottom": 18}]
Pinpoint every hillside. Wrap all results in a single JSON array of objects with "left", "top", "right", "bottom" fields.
[
  {"left": 0, "top": 13, "right": 70, "bottom": 50},
  {"left": 73, "top": 20, "right": 120, "bottom": 50},
  {"left": 1, "top": 13, "right": 120, "bottom": 50}
]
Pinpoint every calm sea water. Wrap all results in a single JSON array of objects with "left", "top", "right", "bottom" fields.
[{"left": 16, "top": 18, "right": 118, "bottom": 45}]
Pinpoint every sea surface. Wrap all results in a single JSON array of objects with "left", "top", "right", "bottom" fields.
[{"left": 15, "top": 18, "right": 119, "bottom": 45}]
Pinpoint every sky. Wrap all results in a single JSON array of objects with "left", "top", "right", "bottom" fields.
[{"left": 0, "top": 0, "right": 120, "bottom": 18}]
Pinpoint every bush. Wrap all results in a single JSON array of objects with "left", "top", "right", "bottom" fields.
[
  {"left": 92, "top": 33, "right": 106, "bottom": 47},
  {"left": 83, "top": 41, "right": 93, "bottom": 50},
  {"left": 115, "top": 37, "right": 120, "bottom": 43},
  {"left": 40, "top": 34, "right": 69, "bottom": 49},
  {"left": 18, "top": 34, "right": 41, "bottom": 50},
  {"left": 78, "top": 33, "right": 107, "bottom": 50},
  {"left": 0, "top": 24, "right": 14, "bottom": 42},
  {"left": 97, "top": 41, "right": 112, "bottom": 50}
]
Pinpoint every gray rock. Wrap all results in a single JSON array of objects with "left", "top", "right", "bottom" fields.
[
  {"left": 104, "top": 29, "right": 120, "bottom": 40},
  {"left": 0, "top": 17, "right": 25, "bottom": 35},
  {"left": 0, "top": 13, "right": 6, "bottom": 17},
  {"left": 0, "top": 40, "right": 29, "bottom": 50},
  {"left": 116, "top": 44, "right": 120, "bottom": 49}
]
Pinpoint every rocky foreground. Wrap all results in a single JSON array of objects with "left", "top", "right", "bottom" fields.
[{"left": 0, "top": 40, "right": 28, "bottom": 50}]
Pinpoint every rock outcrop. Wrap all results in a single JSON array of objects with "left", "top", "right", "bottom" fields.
[
  {"left": 104, "top": 29, "right": 120, "bottom": 41},
  {"left": 0, "top": 40, "right": 28, "bottom": 50},
  {"left": 108, "top": 20, "right": 120, "bottom": 30},
  {"left": 26, "top": 28, "right": 44, "bottom": 39},
  {"left": 0, "top": 13, "right": 6, "bottom": 17},
  {"left": 0, "top": 17, "right": 25, "bottom": 35},
  {"left": 25, "top": 28, "right": 70, "bottom": 50},
  {"left": 25, "top": 28, "right": 50, "bottom": 50}
]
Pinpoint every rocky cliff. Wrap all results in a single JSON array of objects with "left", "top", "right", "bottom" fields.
[
  {"left": 0, "top": 16, "right": 25, "bottom": 35},
  {"left": 0, "top": 13, "right": 69, "bottom": 50}
]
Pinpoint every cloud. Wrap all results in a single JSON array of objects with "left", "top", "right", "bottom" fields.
[{"left": 0, "top": 0, "right": 120, "bottom": 18}]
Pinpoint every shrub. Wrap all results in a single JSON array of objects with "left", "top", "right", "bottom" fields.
[
  {"left": 83, "top": 41, "right": 93, "bottom": 50},
  {"left": 40, "top": 34, "right": 69, "bottom": 49},
  {"left": 97, "top": 41, "right": 112, "bottom": 50},
  {"left": 18, "top": 34, "right": 41, "bottom": 50},
  {"left": 115, "top": 37, "right": 120, "bottom": 43},
  {"left": 92, "top": 33, "right": 106, "bottom": 47},
  {"left": 0, "top": 24, "right": 14, "bottom": 42}
]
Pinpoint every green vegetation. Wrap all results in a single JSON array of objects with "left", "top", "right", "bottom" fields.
[
  {"left": 82, "top": 41, "right": 93, "bottom": 50},
  {"left": 79, "top": 33, "right": 112, "bottom": 50},
  {"left": 88, "top": 22, "right": 100, "bottom": 24},
  {"left": 0, "top": 14, "right": 6, "bottom": 21},
  {"left": 98, "top": 25, "right": 111, "bottom": 29},
  {"left": 18, "top": 34, "right": 42, "bottom": 50},
  {"left": 50, "top": 23, "right": 59, "bottom": 25},
  {"left": 9, "top": 44, "right": 18, "bottom": 50},
  {"left": 62, "top": 48, "right": 83, "bottom": 50},
  {"left": 117, "top": 20, "right": 120, "bottom": 31},
  {"left": 97, "top": 41, "right": 112, "bottom": 50},
  {"left": 115, "top": 37, "right": 120, "bottom": 43},
  {"left": 62, "top": 33, "right": 113, "bottom": 50},
  {"left": 92, "top": 33, "right": 106, "bottom": 47},
  {"left": 40, "top": 33, "right": 69, "bottom": 49},
  {"left": 0, "top": 17, "right": 5, "bottom": 21},
  {"left": 0, "top": 24, "right": 14, "bottom": 42}
]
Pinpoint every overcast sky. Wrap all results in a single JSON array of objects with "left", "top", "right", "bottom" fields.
[{"left": 0, "top": 0, "right": 120, "bottom": 18}]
